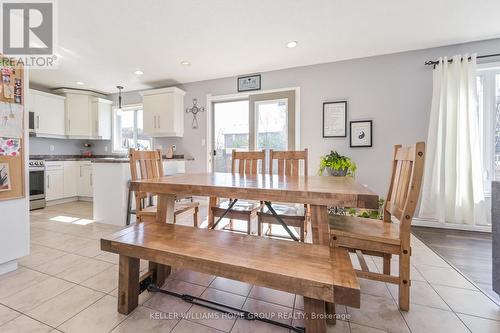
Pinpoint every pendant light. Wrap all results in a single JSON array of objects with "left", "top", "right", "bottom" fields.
[{"left": 116, "top": 85, "right": 124, "bottom": 115}]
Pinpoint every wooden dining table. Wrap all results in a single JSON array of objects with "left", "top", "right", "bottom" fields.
[{"left": 130, "top": 172, "right": 379, "bottom": 246}]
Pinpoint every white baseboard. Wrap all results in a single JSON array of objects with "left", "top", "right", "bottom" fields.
[
  {"left": 46, "top": 197, "right": 93, "bottom": 206},
  {"left": 46, "top": 197, "right": 78, "bottom": 206},
  {"left": 412, "top": 217, "right": 491, "bottom": 233},
  {"left": 0, "top": 260, "right": 18, "bottom": 276}
]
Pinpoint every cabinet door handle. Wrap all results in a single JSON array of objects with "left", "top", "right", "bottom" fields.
[
  {"left": 36, "top": 115, "right": 40, "bottom": 129},
  {"left": 90, "top": 173, "right": 92, "bottom": 186},
  {"left": 157, "top": 115, "right": 160, "bottom": 128},
  {"left": 47, "top": 175, "right": 50, "bottom": 189},
  {"left": 95, "top": 120, "right": 98, "bottom": 133},
  {"left": 153, "top": 115, "right": 157, "bottom": 129},
  {"left": 68, "top": 119, "right": 71, "bottom": 131}
]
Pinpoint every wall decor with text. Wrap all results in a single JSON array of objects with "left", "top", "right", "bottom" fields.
[
  {"left": 238, "top": 74, "right": 261, "bottom": 92},
  {"left": 350, "top": 120, "right": 372, "bottom": 147},
  {"left": 323, "top": 101, "right": 347, "bottom": 137}
]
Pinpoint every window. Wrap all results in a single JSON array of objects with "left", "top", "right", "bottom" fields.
[
  {"left": 113, "top": 105, "right": 152, "bottom": 153},
  {"left": 477, "top": 65, "right": 500, "bottom": 194}
]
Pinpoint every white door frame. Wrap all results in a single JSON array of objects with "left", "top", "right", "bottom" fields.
[{"left": 205, "top": 87, "right": 301, "bottom": 172}]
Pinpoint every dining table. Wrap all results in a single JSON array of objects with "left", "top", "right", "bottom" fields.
[{"left": 129, "top": 172, "right": 379, "bottom": 246}]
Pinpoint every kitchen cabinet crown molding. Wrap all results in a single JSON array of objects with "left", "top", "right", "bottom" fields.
[
  {"left": 140, "top": 86, "right": 186, "bottom": 96},
  {"left": 51, "top": 88, "right": 108, "bottom": 98},
  {"left": 30, "top": 89, "right": 66, "bottom": 100}
]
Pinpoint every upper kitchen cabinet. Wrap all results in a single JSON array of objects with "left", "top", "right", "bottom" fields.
[
  {"left": 53, "top": 88, "right": 112, "bottom": 140},
  {"left": 141, "top": 87, "right": 185, "bottom": 137},
  {"left": 29, "top": 89, "right": 66, "bottom": 137},
  {"left": 91, "top": 98, "right": 112, "bottom": 140}
]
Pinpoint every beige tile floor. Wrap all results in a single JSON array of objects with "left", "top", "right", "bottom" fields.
[{"left": 0, "top": 201, "right": 499, "bottom": 332}]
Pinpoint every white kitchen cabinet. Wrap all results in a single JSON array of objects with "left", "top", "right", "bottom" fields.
[
  {"left": 29, "top": 89, "right": 66, "bottom": 137},
  {"left": 63, "top": 161, "right": 78, "bottom": 197},
  {"left": 53, "top": 89, "right": 112, "bottom": 139},
  {"left": 77, "top": 162, "right": 93, "bottom": 197},
  {"left": 91, "top": 98, "right": 112, "bottom": 139},
  {"left": 45, "top": 162, "right": 64, "bottom": 201},
  {"left": 141, "top": 87, "right": 185, "bottom": 137},
  {"left": 65, "top": 93, "right": 91, "bottom": 137}
]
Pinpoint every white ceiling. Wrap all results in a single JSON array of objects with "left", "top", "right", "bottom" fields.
[{"left": 29, "top": 0, "right": 500, "bottom": 94}]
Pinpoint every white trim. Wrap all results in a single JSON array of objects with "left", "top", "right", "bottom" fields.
[
  {"left": 477, "top": 61, "right": 500, "bottom": 71},
  {"left": 205, "top": 86, "right": 301, "bottom": 172},
  {"left": 413, "top": 217, "right": 491, "bottom": 233}
]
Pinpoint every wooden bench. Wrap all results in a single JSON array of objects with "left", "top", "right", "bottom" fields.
[{"left": 101, "top": 222, "right": 360, "bottom": 333}]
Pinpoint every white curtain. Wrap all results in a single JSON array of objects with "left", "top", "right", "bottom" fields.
[{"left": 420, "top": 54, "right": 486, "bottom": 225}]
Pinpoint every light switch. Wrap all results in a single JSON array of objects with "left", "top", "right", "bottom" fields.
[
  {"left": 104, "top": 146, "right": 108, "bottom": 152},
  {"left": 49, "top": 145, "right": 55, "bottom": 151}
]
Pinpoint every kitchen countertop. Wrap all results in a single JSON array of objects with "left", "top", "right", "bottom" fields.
[{"left": 30, "top": 154, "right": 194, "bottom": 163}]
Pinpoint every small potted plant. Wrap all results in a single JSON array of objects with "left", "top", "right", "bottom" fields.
[{"left": 318, "top": 150, "right": 357, "bottom": 177}]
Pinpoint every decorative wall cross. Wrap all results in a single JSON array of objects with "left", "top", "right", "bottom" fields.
[{"left": 185, "top": 98, "right": 205, "bottom": 129}]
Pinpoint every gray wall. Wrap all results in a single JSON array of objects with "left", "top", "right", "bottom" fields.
[{"left": 106, "top": 38, "right": 500, "bottom": 196}]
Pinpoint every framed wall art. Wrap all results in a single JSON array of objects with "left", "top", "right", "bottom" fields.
[
  {"left": 323, "top": 101, "right": 347, "bottom": 137},
  {"left": 237, "top": 74, "right": 261, "bottom": 92},
  {"left": 350, "top": 120, "right": 372, "bottom": 147}
]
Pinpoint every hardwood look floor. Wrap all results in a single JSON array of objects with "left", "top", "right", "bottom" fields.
[{"left": 412, "top": 226, "right": 500, "bottom": 305}]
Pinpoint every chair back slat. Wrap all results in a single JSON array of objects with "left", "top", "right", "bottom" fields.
[
  {"left": 270, "top": 149, "right": 308, "bottom": 176},
  {"left": 129, "top": 149, "right": 165, "bottom": 219},
  {"left": 383, "top": 142, "right": 425, "bottom": 235},
  {"left": 231, "top": 150, "right": 266, "bottom": 175}
]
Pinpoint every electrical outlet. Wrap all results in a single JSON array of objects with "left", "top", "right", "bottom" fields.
[
  {"left": 49, "top": 145, "right": 55, "bottom": 152},
  {"left": 201, "top": 139, "right": 206, "bottom": 146}
]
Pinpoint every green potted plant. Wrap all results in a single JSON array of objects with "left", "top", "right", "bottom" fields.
[{"left": 318, "top": 151, "right": 357, "bottom": 177}]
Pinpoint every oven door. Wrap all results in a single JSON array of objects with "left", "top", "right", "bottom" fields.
[{"left": 29, "top": 168, "right": 45, "bottom": 200}]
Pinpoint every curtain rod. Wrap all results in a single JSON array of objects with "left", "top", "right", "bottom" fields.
[{"left": 425, "top": 53, "right": 500, "bottom": 66}]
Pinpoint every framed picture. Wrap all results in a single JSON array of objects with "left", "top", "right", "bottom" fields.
[
  {"left": 238, "top": 74, "right": 261, "bottom": 92},
  {"left": 323, "top": 101, "right": 347, "bottom": 137},
  {"left": 0, "top": 162, "right": 11, "bottom": 192},
  {"left": 350, "top": 120, "right": 372, "bottom": 147}
]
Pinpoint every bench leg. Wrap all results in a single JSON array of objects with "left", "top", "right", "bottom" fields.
[
  {"left": 118, "top": 255, "right": 139, "bottom": 315},
  {"left": 149, "top": 262, "right": 171, "bottom": 287},
  {"left": 304, "top": 297, "right": 326, "bottom": 333}
]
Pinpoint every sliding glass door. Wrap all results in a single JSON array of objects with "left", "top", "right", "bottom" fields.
[{"left": 211, "top": 90, "right": 296, "bottom": 173}]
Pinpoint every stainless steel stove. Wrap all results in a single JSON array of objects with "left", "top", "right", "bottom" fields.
[{"left": 29, "top": 159, "right": 46, "bottom": 210}]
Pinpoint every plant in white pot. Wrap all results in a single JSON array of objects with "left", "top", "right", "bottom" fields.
[{"left": 318, "top": 151, "right": 357, "bottom": 177}]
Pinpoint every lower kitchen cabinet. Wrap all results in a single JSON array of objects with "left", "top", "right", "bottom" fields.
[
  {"left": 77, "top": 162, "right": 93, "bottom": 197},
  {"left": 45, "top": 162, "right": 65, "bottom": 201},
  {"left": 63, "top": 161, "right": 78, "bottom": 197}
]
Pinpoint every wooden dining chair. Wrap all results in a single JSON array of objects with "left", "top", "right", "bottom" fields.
[
  {"left": 129, "top": 149, "right": 199, "bottom": 226},
  {"left": 329, "top": 142, "right": 425, "bottom": 311},
  {"left": 210, "top": 150, "right": 265, "bottom": 234},
  {"left": 257, "top": 149, "right": 309, "bottom": 241}
]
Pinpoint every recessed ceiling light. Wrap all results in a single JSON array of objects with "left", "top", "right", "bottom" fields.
[
  {"left": 286, "top": 41, "right": 298, "bottom": 48},
  {"left": 76, "top": 81, "right": 84, "bottom": 85},
  {"left": 181, "top": 61, "right": 191, "bottom": 66},
  {"left": 134, "top": 70, "right": 143, "bottom": 75}
]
